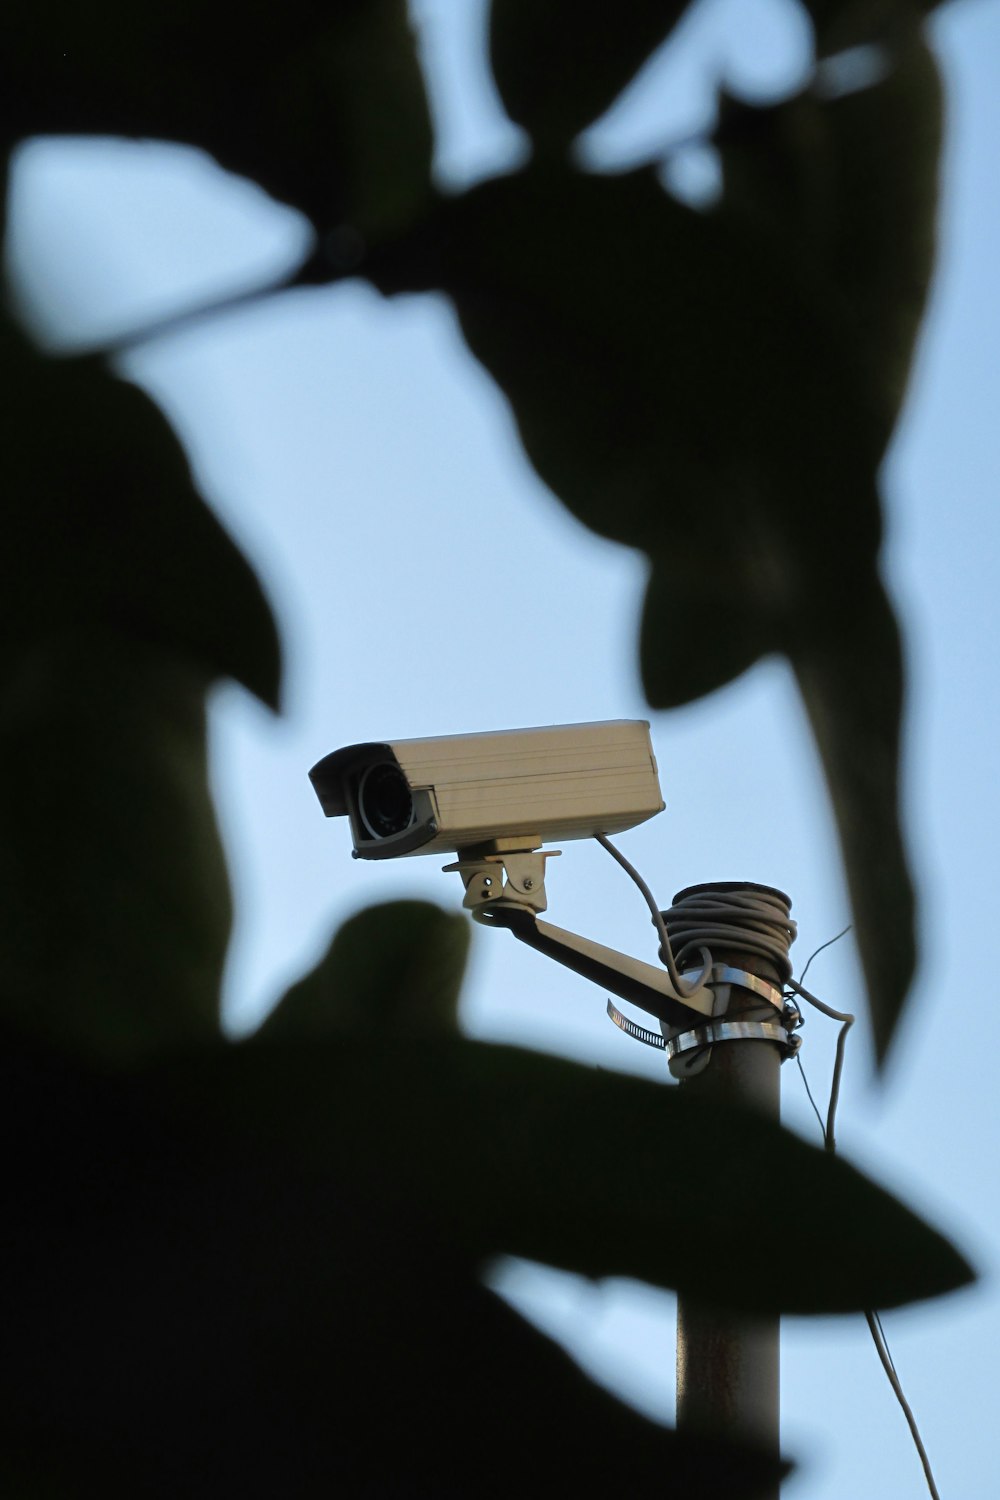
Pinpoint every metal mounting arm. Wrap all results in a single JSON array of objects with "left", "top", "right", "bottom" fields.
[
  {"left": 475, "top": 903, "right": 716, "bottom": 1027},
  {"left": 444, "top": 843, "right": 714, "bottom": 1026}
]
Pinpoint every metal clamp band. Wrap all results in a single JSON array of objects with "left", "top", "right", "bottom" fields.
[
  {"left": 666, "top": 1019, "right": 798, "bottom": 1060},
  {"left": 694, "top": 964, "right": 785, "bottom": 1013},
  {"left": 607, "top": 999, "right": 666, "bottom": 1049}
]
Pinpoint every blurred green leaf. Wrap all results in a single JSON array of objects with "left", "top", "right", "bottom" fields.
[
  {"left": 0, "top": 7, "right": 965, "bottom": 1486},
  {"left": 0, "top": 313, "right": 274, "bottom": 1061},
  {"left": 791, "top": 585, "right": 914, "bottom": 1065},
  {"left": 167, "top": 1033, "right": 974, "bottom": 1315},
  {"left": 818, "top": 34, "right": 942, "bottom": 431},
  {"left": 640, "top": 551, "right": 917, "bottom": 1067},
  {"left": 0, "top": 636, "right": 229, "bottom": 1062},
  {"left": 692, "top": 42, "right": 938, "bottom": 1057},
  {"left": 1, "top": 316, "right": 280, "bottom": 705},
  {"left": 802, "top": 0, "right": 952, "bottom": 56},
  {"left": 371, "top": 164, "right": 881, "bottom": 565},
  {"left": 489, "top": 0, "right": 692, "bottom": 152},
  {"left": 715, "top": 35, "right": 942, "bottom": 456},
  {"left": 366, "top": 35, "right": 943, "bottom": 1060},
  {"left": 318, "top": 0, "right": 435, "bottom": 239},
  {"left": 1, "top": 1027, "right": 789, "bottom": 1498},
  {"left": 372, "top": 158, "right": 886, "bottom": 713},
  {"left": 260, "top": 899, "right": 471, "bottom": 1039},
  {"left": 0, "top": 0, "right": 431, "bottom": 239}
]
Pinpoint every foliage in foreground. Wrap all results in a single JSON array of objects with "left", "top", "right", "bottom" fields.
[{"left": 0, "top": 2, "right": 969, "bottom": 1493}]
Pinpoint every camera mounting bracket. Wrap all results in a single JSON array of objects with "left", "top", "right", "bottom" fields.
[
  {"left": 443, "top": 844, "right": 558, "bottom": 914},
  {"left": 444, "top": 846, "right": 715, "bottom": 1026}
]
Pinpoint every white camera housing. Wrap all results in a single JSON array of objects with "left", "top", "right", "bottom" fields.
[{"left": 309, "top": 720, "right": 664, "bottom": 860}]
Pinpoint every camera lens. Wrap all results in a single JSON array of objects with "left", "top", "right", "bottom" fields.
[{"left": 358, "top": 762, "right": 415, "bottom": 839}]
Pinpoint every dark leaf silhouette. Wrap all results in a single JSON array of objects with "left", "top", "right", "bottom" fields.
[
  {"left": 0, "top": 637, "right": 229, "bottom": 1062},
  {"left": 706, "top": 39, "right": 941, "bottom": 1059},
  {"left": 259, "top": 899, "right": 470, "bottom": 1039},
  {"left": 0, "top": 0, "right": 431, "bottom": 238},
  {"left": 364, "top": 35, "right": 942, "bottom": 1061},
  {"left": 489, "top": 0, "right": 692, "bottom": 151},
  {"left": 0, "top": 0, "right": 947, "bottom": 1074},
  {"left": 0, "top": 315, "right": 281, "bottom": 705},
  {"left": 0, "top": 1026, "right": 789, "bottom": 1499},
  {"left": 790, "top": 586, "right": 914, "bottom": 1064},
  {"left": 0, "top": 313, "right": 279, "bottom": 1061},
  {"left": 0, "top": 3, "right": 966, "bottom": 1487},
  {"left": 803, "top": 0, "right": 952, "bottom": 56},
  {"left": 366, "top": 159, "right": 895, "bottom": 1038},
  {"left": 171, "top": 1031, "right": 973, "bottom": 1315},
  {"left": 370, "top": 164, "right": 882, "bottom": 567},
  {"left": 714, "top": 36, "right": 941, "bottom": 458}
]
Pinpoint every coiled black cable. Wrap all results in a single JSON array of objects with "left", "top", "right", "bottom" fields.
[{"left": 660, "top": 881, "right": 797, "bottom": 982}]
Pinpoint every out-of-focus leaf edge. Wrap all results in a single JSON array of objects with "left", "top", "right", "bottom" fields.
[{"left": 154, "top": 1033, "right": 975, "bottom": 1315}]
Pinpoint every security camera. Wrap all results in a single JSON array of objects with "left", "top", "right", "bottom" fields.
[
  {"left": 308, "top": 720, "right": 664, "bottom": 861},
  {"left": 310, "top": 719, "right": 723, "bottom": 1035}
]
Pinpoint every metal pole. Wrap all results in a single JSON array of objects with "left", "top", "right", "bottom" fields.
[{"left": 667, "top": 882, "right": 787, "bottom": 1496}]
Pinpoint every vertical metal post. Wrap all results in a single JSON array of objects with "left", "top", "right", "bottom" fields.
[{"left": 667, "top": 882, "right": 787, "bottom": 1496}]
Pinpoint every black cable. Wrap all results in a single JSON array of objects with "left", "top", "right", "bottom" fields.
[
  {"left": 791, "top": 936, "right": 941, "bottom": 1500},
  {"left": 789, "top": 976, "right": 854, "bottom": 1153},
  {"left": 873, "top": 1310, "right": 899, "bottom": 1379},
  {"left": 596, "top": 850, "right": 941, "bottom": 1499},
  {"left": 594, "top": 834, "right": 711, "bottom": 997},
  {"left": 659, "top": 884, "right": 797, "bottom": 983},
  {"left": 865, "top": 1311, "right": 941, "bottom": 1500},
  {"left": 798, "top": 924, "right": 852, "bottom": 987},
  {"left": 795, "top": 1052, "right": 827, "bottom": 1140}
]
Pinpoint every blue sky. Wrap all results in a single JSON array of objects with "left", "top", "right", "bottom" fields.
[{"left": 6, "top": 1, "right": 999, "bottom": 1494}]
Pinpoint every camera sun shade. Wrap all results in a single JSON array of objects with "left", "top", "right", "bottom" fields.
[{"left": 308, "top": 720, "right": 665, "bottom": 861}]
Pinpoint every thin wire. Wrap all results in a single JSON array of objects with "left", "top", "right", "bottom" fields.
[
  {"left": 865, "top": 1311, "right": 941, "bottom": 1500},
  {"left": 594, "top": 833, "right": 711, "bottom": 997},
  {"left": 791, "top": 938, "right": 940, "bottom": 1500},
  {"left": 873, "top": 1310, "right": 899, "bottom": 1379},
  {"left": 596, "top": 861, "right": 940, "bottom": 1496},
  {"left": 798, "top": 924, "right": 852, "bottom": 988},
  {"left": 795, "top": 1053, "right": 827, "bottom": 1140},
  {"left": 787, "top": 976, "right": 854, "bottom": 1153}
]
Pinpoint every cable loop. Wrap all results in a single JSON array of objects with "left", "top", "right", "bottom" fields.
[{"left": 660, "top": 885, "right": 797, "bottom": 983}]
